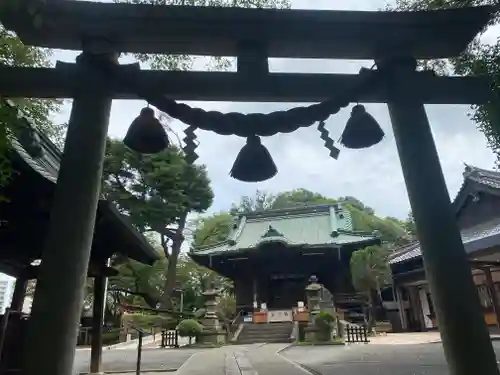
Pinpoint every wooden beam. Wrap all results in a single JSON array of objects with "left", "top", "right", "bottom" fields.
[
  {"left": 0, "top": 2, "right": 493, "bottom": 59},
  {"left": 470, "top": 260, "right": 500, "bottom": 269},
  {"left": 0, "top": 65, "right": 493, "bottom": 104}
]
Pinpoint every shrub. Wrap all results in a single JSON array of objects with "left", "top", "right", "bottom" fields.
[
  {"left": 123, "top": 313, "right": 178, "bottom": 330},
  {"left": 314, "top": 312, "right": 335, "bottom": 336},
  {"left": 177, "top": 319, "right": 203, "bottom": 340},
  {"left": 102, "top": 330, "right": 120, "bottom": 345}
]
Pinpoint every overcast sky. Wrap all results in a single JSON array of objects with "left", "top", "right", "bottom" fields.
[{"left": 49, "top": 0, "right": 498, "bottom": 220}]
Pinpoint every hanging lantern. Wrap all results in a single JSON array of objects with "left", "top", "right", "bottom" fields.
[
  {"left": 340, "top": 104, "right": 384, "bottom": 149},
  {"left": 230, "top": 135, "right": 277, "bottom": 183},
  {"left": 124, "top": 107, "right": 169, "bottom": 154}
]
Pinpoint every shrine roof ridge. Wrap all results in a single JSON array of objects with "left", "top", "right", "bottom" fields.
[{"left": 0, "top": 3, "right": 494, "bottom": 59}]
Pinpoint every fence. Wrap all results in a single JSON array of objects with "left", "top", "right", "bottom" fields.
[
  {"left": 345, "top": 324, "right": 369, "bottom": 343},
  {"left": 161, "top": 330, "right": 179, "bottom": 348}
]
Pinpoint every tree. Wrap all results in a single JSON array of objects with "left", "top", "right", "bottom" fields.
[
  {"left": 102, "top": 139, "right": 213, "bottom": 308},
  {"left": 350, "top": 245, "right": 392, "bottom": 330},
  {"left": 191, "top": 212, "right": 233, "bottom": 248},
  {"left": 392, "top": 0, "right": 500, "bottom": 165},
  {"left": 230, "top": 190, "right": 276, "bottom": 213},
  {"left": 403, "top": 211, "right": 417, "bottom": 239},
  {"left": 272, "top": 189, "right": 336, "bottom": 209}
]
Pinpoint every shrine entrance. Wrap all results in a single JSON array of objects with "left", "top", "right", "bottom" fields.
[
  {"left": 1, "top": 2, "right": 499, "bottom": 375},
  {"left": 268, "top": 274, "right": 307, "bottom": 310}
]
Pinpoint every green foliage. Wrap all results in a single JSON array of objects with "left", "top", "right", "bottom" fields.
[
  {"left": 102, "top": 330, "right": 121, "bottom": 345},
  {"left": 103, "top": 138, "right": 213, "bottom": 308},
  {"left": 125, "top": 313, "right": 175, "bottom": 329},
  {"left": 217, "top": 293, "right": 237, "bottom": 319},
  {"left": 177, "top": 319, "right": 203, "bottom": 338},
  {"left": 192, "top": 212, "right": 233, "bottom": 247},
  {"left": 403, "top": 211, "right": 417, "bottom": 239},
  {"left": 273, "top": 189, "right": 337, "bottom": 209},
  {"left": 350, "top": 245, "right": 392, "bottom": 294},
  {"left": 314, "top": 312, "right": 335, "bottom": 331},
  {"left": 103, "top": 139, "right": 213, "bottom": 232},
  {"left": 347, "top": 205, "right": 409, "bottom": 245}
]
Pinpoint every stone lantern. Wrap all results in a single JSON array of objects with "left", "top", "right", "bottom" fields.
[
  {"left": 305, "top": 275, "right": 323, "bottom": 341},
  {"left": 305, "top": 275, "right": 322, "bottom": 318},
  {"left": 201, "top": 282, "right": 222, "bottom": 344}
]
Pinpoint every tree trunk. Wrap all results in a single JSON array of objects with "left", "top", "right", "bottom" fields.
[
  {"left": 366, "top": 291, "right": 375, "bottom": 332},
  {"left": 160, "top": 213, "right": 187, "bottom": 309}
]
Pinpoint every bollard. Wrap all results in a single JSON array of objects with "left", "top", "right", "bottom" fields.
[{"left": 135, "top": 329, "right": 144, "bottom": 375}]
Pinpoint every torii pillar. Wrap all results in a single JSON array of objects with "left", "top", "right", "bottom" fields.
[
  {"left": 21, "top": 49, "right": 116, "bottom": 375},
  {"left": 386, "top": 57, "right": 499, "bottom": 375}
]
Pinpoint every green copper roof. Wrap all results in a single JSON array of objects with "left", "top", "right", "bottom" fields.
[{"left": 192, "top": 204, "right": 379, "bottom": 256}]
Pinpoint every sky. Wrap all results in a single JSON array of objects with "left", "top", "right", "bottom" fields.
[{"left": 49, "top": 0, "right": 498, "bottom": 220}]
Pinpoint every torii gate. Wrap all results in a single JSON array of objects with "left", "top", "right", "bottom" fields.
[{"left": 0, "top": 2, "right": 498, "bottom": 375}]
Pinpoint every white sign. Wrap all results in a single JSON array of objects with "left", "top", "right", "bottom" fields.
[{"left": 267, "top": 310, "right": 293, "bottom": 323}]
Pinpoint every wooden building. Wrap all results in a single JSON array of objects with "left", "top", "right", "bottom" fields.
[
  {"left": 190, "top": 204, "right": 380, "bottom": 323},
  {"left": 389, "top": 165, "right": 500, "bottom": 332}
]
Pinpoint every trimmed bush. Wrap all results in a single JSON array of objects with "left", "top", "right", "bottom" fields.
[
  {"left": 124, "top": 313, "right": 178, "bottom": 330},
  {"left": 177, "top": 319, "right": 203, "bottom": 340},
  {"left": 314, "top": 312, "right": 335, "bottom": 342}
]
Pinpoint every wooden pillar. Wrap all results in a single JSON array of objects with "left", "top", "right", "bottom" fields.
[
  {"left": 395, "top": 286, "right": 408, "bottom": 330},
  {"left": 483, "top": 267, "right": 500, "bottom": 329},
  {"left": 90, "top": 261, "right": 109, "bottom": 374},
  {"left": 22, "top": 51, "right": 115, "bottom": 375},
  {"left": 386, "top": 57, "right": 498, "bottom": 375},
  {"left": 10, "top": 278, "right": 27, "bottom": 312},
  {"left": 252, "top": 278, "right": 258, "bottom": 306}
]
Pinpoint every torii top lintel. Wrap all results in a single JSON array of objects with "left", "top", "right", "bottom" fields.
[{"left": 0, "top": 2, "right": 494, "bottom": 60}]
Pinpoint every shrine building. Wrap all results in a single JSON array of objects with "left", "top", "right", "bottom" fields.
[
  {"left": 190, "top": 204, "right": 380, "bottom": 323},
  {"left": 389, "top": 165, "right": 500, "bottom": 332}
]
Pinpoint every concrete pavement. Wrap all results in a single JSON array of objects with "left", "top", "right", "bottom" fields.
[
  {"left": 73, "top": 347, "right": 204, "bottom": 374},
  {"left": 282, "top": 341, "right": 500, "bottom": 375},
  {"left": 175, "top": 344, "right": 308, "bottom": 375}
]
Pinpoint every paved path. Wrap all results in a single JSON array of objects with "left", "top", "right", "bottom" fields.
[
  {"left": 73, "top": 347, "right": 203, "bottom": 374},
  {"left": 282, "top": 341, "right": 500, "bottom": 375},
  {"left": 176, "top": 344, "right": 307, "bottom": 375}
]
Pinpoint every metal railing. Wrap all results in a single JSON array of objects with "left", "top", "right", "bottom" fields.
[
  {"left": 345, "top": 324, "right": 369, "bottom": 343},
  {"left": 160, "top": 330, "right": 179, "bottom": 348}
]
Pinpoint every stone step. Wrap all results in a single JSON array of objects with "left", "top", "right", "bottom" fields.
[
  {"left": 241, "top": 332, "right": 290, "bottom": 339},
  {"left": 237, "top": 337, "right": 291, "bottom": 344}
]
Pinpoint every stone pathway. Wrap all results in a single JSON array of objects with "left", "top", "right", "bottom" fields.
[{"left": 176, "top": 344, "right": 308, "bottom": 375}]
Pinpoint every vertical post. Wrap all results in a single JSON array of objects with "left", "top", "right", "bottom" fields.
[
  {"left": 22, "top": 51, "right": 115, "bottom": 375},
  {"left": 386, "top": 57, "right": 498, "bottom": 375},
  {"left": 395, "top": 287, "right": 407, "bottom": 330},
  {"left": 136, "top": 330, "right": 143, "bottom": 375},
  {"left": 483, "top": 267, "right": 500, "bottom": 328},
  {"left": 90, "top": 264, "right": 108, "bottom": 374},
  {"left": 10, "top": 277, "right": 27, "bottom": 312}
]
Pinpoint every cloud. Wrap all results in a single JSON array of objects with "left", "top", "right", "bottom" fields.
[{"left": 50, "top": 0, "right": 497, "bottom": 220}]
